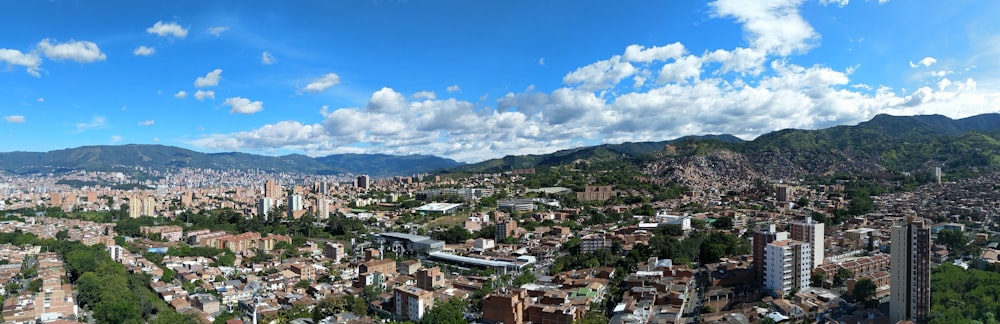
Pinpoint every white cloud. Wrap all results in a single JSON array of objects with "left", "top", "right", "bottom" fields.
[
  {"left": 909, "top": 56, "right": 937, "bottom": 68},
  {"left": 223, "top": 97, "right": 263, "bottom": 114},
  {"left": 195, "top": 69, "right": 223, "bottom": 87},
  {"left": 37, "top": 97, "right": 44, "bottom": 103},
  {"left": 195, "top": 90, "right": 215, "bottom": 101},
  {"left": 191, "top": 120, "right": 326, "bottom": 150},
  {"left": 138, "top": 120, "right": 155, "bottom": 126},
  {"left": 539, "top": 57, "right": 546, "bottom": 66},
  {"left": 37, "top": 39, "right": 106, "bottom": 63},
  {"left": 147, "top": 21, "right": 188, "bottom": 38},
  {"left": 153, "top": 137, "right": 160, "bottom": 142},
  {"left": 819, "top": 0, "right": 849, "bottom": 7},
  {"left": 0, "top": 48, "right": 42, "bottom": 76},
  {"left": 111, "top": 135, "right": 122, "bottom": 143},
  {"left": 261, "top": 51, "right": 276, "bottom": 65},
  {"left": 412, "top": 91, "right": 436, "bottom": 100},
  {"left": 623, "top": 43, "right": 687, "bottom": 63},
  {"left": 710, "top": 0, "right": 818, "bottom": 56},
  {"left": 447, "top": 84, "right": 461, "bottom": 93},
  {"left": 75, "top": 116, "right": 107, "bottom": 132},
  {"left": 133, "top": 46, "right": 155, "bottom": 56},
  {"left": 4, "top": 115, "right": 25, "bottom": 124},
  {"left": 563, "top": 55, "right": 636, "bottom": 92},
  {"left": 302, "top": 73, "right": 340, "bottom": 93},
  {"left": 207, "top": 26, "right": 229, "bottom": 37},
  {"left": 878, "top": 0, "right": 890, "bottom": 3},
  {"left": 174, "top": 91, "right": 188, "bottom": 99}
]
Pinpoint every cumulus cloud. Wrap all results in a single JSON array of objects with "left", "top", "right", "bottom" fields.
[
  {"left": 37, "top": 97, "right": 44, "bottom": 103},
  {"left": 147, "top": 21, "right": 188, "bottom": 38},
  {"left": 710, "top": 0, "right": 818, "bottom": 56},
  {"left": 207, "top": 26, "right": 229, "bottom": 37},
  {"left": 138, "top": 120, "right": 155, "bottom": 126},
  {"left": 191, "top": 121, "right": 326, "bottom": 150},
  {"left": 195, "top": 69, "right": 222, "bottom": 87},
  {"left": 909, "top": 56, "right": 937, "bottom": 68},
  {"left": 0, "top": 48, "right": 42, "bottom": 76},
  {"left": 174, "top": 91, "right": 188, "bottom": 99},
  {"left": 563, "top": 55, "right": 636, "bottom": 92},
  {"left": 223, "top": 97, "right": 263, "bottom": 114},
  {"left": 302, "top": 73, "right": 340, "bottom": 93},
  {"left": 447, "top": 84, "right": 461, "bottom": 93},
  {"left": 75, "top": 116, "right": 107, "bottom": 132},
  {"left": 412, "top": 91, "right": 436, "bottom": 100},
  {"left": 4, "top": 115, "right": 25, "bottom": 124},
  {"left": 133, "top": 46, "right": 155, "bottom": 56},
  {"left": 195, "top": 90, "right": 215, "bottom": 101},
  {"left": 261, "top": 51, "right": 275, "bottom": 65},
  {"left": 37, "top": 39, "right": 106, "bottom": 63},
  {"left": 111, "top": 135, "right": 122, "bottom": 143}
]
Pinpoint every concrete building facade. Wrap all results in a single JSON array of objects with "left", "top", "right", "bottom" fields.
[{"left": 890, "top": 217, "right": 931, "bottom": 323}]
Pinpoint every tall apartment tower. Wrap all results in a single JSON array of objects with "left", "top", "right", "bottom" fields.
[
  {"left": 287, "top": 194, "right": 303, "bottom": 218},
  {"left": 753, "top": 224, "right": 789, "bottom": 281},
  {"left": 890, "top": 216, "right": 932, "bottom": 323},
  {"left": 258, "top": 197, "right": 273, "bottom": 220},
  {"left": 264, "top": 179, "right": 280, "bottom": 199},
  {"left": 776, "top": 185, "right": 791, "bottom": 202},
  {"left": 357, "top": 175, "right": 371, "bottom": 190},
  {"left": 789, "top": 217, "right": 825, "bottom": 268},
  {"left": 764, "top": 239, "right": 812, "bottom": 296}
]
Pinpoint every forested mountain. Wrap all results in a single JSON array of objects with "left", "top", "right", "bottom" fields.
[{"left": 0, "top": 144, "right": 463, "bottom": 177}]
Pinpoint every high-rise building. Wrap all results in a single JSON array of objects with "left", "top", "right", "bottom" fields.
[
  {"left": 890, "top": 217, "right": 931, "bottom": 323},
  {"left": 143, "top": 196, "right": 156, "bottom": 216},
  {"left": 357, "top": 175, "right": 370, "bottom": 190},
  {"left": 287, "top": 194, "right": 303, "bottom": 218},
  {"left": 496, "top": 218, "right": 519, "bottom": 242},
  {"left": 790, "top": 217, "right": 825, "bottom": 268},
  {"left": 258, "top": 197, "right": 273, "bottom": 220},
  {"left": 315, "top": 197, "right": 329, "bottom": 219},
  {"left": 764, "top": 239, "right": 812, "bottom": 296},
  {"left": 128, "top": 196, "right": 142, "bottom": 218},
  {"left": 753, "top": 224, "right": 789, "bottom": 281},
  {"left": 264, "top": 179, "right": 279, "bottom": 199},
  {"left": 776, "top": 185, "right": 791, "bottom": 202}
]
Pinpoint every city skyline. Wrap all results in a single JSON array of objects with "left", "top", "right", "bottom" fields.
[{"left": 2, "top": 0, "right": 999, "bottom": 162}]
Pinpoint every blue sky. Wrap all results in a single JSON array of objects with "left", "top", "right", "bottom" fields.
[{"left": 2, "top": 0, "right": 999, "bottom": 162}]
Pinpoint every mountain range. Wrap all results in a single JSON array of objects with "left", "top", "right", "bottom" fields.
[
  {"left": 0, "top": 145, "right": 463, "bottom": 177},
  {"left": 2, "top": 113, "right": 999, "bottom": 177}
]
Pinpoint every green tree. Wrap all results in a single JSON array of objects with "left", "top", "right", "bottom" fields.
[
  {"left": 420, "top": 297, "right": 466, "bottom": 324},
  {"left": 714, "top": 216, "right": 734, "bottom": 230},
  {"left": 811, "top": 272, "right": 826, "bottom": 287},
  {"left": 852, "top": 278, "right": 877, "bottom": 308},
  {"left": 834, "top": 268, "right": 854, "bottom": 286}
]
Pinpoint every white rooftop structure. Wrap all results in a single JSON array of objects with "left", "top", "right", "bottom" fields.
[{"left": 414, "top": 202, "right": 462, "bottom": 214}]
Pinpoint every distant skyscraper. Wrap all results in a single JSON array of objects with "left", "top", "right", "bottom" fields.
[
  {"left": 357, "top": 175, "right": 370, "bottom": 190},
  {"left": 790, "top": 217, "right": 825, "bottom": 268},
  {"left": 258, "top": 197, "right": 273, "bottom": 220},
  {"left": 264, "top": 179, "right": 279, "bottom": 199},
  {"left": 776, "top": 185, "right": 791, "bottom": 202},
  {"left": 315, "top": 197, "right": 329, "bottom": 219},
  {"left": 753, "top": 224, "right": 789, "bottom": 281},
  {"left": 890, "top": 216, "right": 931, "bottom": 323},
  {"left": 287, "top": 194, "right": 303, "bottom": 218},
  {"left": 764, "top": 239, "right": 812, "bottom": 296}
]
